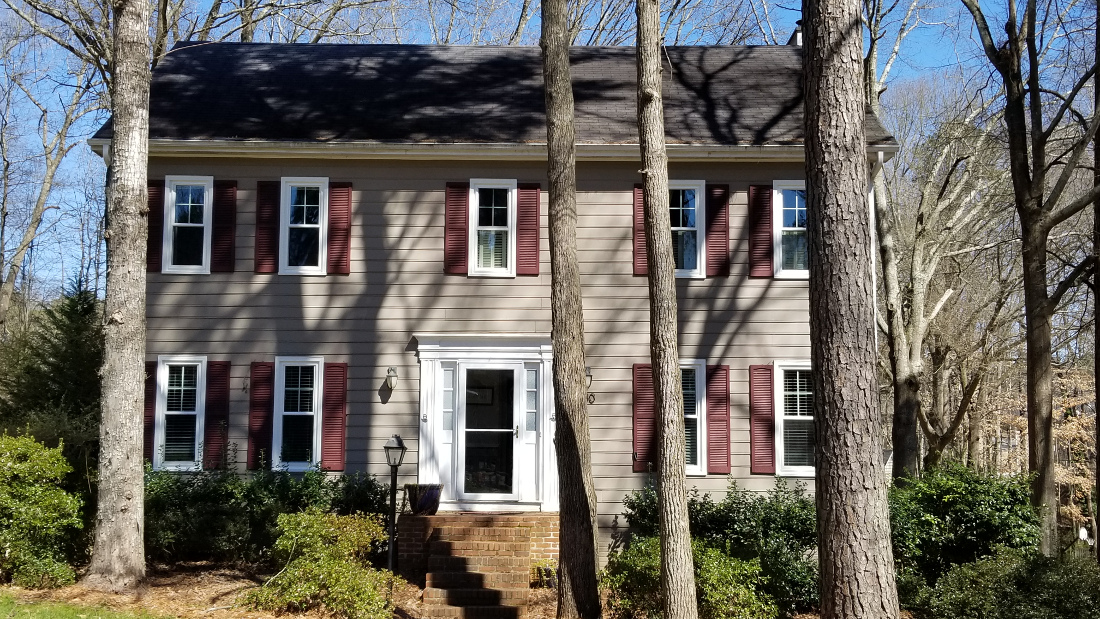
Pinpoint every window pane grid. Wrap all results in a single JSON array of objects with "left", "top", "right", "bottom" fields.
[
  {"left": 475, "top": 187, "right": 510, "bottom": 271},
  {"left": 669, "top": 189, "right": 699, "bottom": 271},
  {"left": 681, "top": 367, "right": 699, "bottom": 467},
  {"left": 781, "top": 368, "right": 814, "bottom": 469},
  {"left": 780, "top": 189, "right": 808, "bottom": 271},
  {"left": 442, "top": 367, "right": 455, "bottom": 431},
  {"left": 167, "top": 365, "right": 198, "bottom": 412},
  {"left": 163, "top": 414, "right": 197, "bottom": 462},
  {"left": 170, "top": 183, "right": 207, "bottom": 267},
  {"left": 173, "top": 185, "right": 205, "bottom": 225},
  {"left": 525, "top": 368, "right": 538, "bottom": 432},
  {"left": 284, "top": 365, "right": 315, "bottom": 414},
  {"left": 287, "top": 185, "right": 321, "bottom": 268}
]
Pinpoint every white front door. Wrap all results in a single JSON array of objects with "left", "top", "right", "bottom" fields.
[
  {"left": 457, "top": 365, "right": 522, "bottom": 500},
  {"left": 416, "top": 335, "right": 557, "bottom": 511}
]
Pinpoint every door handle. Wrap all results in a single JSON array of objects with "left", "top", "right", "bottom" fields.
[{"left": 514, "top": 425, "right": 520, "bottom": 438}]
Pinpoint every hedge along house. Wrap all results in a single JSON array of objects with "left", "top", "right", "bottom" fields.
[{"left": 90, "top": 42, "right": 896, "bottom": 555}]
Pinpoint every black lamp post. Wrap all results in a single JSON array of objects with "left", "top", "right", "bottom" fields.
[{"left": 383, "top": 434, "right": 407, "bottom": 574}]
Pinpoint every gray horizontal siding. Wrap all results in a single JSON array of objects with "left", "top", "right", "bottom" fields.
[{"left": 147, "top": 156, "right": 811, "bottom": 556}]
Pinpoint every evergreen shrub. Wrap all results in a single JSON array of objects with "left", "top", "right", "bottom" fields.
[
  {"left": 243, "top": 509, "right": 395, "bottom": 619},
  {"left": 0, "top": 435, "right": 83, "bottom": 588}
]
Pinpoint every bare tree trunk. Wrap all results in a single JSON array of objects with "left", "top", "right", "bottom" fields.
[
  {"left": 803, "top": 0, "right": 899, "bottom": 613},
  {"left": 967, "top": 389, "right": 983, "bottom": 471},
  {"left": 635, "top": 0, "right": 697, "bottom": 617},
  {"left": 81, "top": 0, "right": 151, "bottom": 593},
  {"left": 541, "top": 3, "right": 602, "bottom": 617},
  {"left": 1094, "top": 0, "right": 1099, "bottom": 564}
]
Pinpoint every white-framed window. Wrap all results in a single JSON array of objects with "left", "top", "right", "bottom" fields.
[
  {"left": 155, "top": 355, "right": 207, "bottom": 471},
  {"left": 774, "top": 360, "right": 814, "bottom": 476},
  {"left": 279, "top": 177, "right": 328, "bottom": 275},
  {"left": 669, "top": 180, "right": 707, "bottom": 279},
  {"left": 681, "top": 358, "right": 707, "bottom": 476},
  {"left": 773, "top": 180, "right": 808, "bottom": 279},
  {"left": 163, "top": 176, "right": 214, "bottom": 274},
  {"left": 273, "top": 356, "right": 324, "bottom": 471},
  {"left": 468, "top": 179, "right": 517, "bottom": 277}
]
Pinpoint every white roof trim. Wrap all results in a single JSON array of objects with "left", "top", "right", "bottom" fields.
[{"left": 87, "top": 137, "right": 899, "bottom": 162}]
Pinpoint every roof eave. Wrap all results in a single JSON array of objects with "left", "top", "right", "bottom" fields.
[{"left": 87, "top": 137, "right": 899, "bottom": 162}]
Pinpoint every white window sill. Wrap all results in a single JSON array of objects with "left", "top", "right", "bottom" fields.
[
  {"left": 275, "top": 462, "right": 317, "bottom": 473},
  {"left": 777, "top": 467, "right": 815, "bottom": 478},
  {"left": 163, "top": 266, "right": 211, "bottom": 275},
  {"left": 774, "top": 270, "right": 809, "bottom": 280},
  {"left": 155, "top": 462, "right": 202, "bottom": 472},
  {"left": 467, "top": 270, "right": 516, "bottom": 278},
  {"left": 675, "top": 270, "right": 706, "bottom": 280},
  {"left": 278, "top": 268, "right": 327, "bottom": 276}
]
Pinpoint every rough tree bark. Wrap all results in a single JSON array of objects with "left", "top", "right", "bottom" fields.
[
  {"left": 803, "top": 0, "right": 899, "bottom": 613},
  {"left": 81, "top": 0, "right": 151, "bottom": 593},
  {"left": 635, "top": 1, "right": 697, "bottom": 618},
  {"left": 1094, "top": 0, "right": 1099, "bottom": 563},
  {"left": 540, "top": 1, "right": 602, "bottom": 616}
]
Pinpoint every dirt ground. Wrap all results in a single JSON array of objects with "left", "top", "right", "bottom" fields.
[{"left": 2, "top": 564, "right": 556, "bottom": 619}]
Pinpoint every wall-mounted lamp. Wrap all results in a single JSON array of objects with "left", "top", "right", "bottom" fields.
[
  {"left": 585, "top": 366, "right": 593, "bottom": 389},
  {"left": 386, "top": 367, "right": 399, "bottom": 390}
]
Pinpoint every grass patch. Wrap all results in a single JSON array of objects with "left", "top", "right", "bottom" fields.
[{"left": 0, "top": 594, "right": 168, "bottom": 618}]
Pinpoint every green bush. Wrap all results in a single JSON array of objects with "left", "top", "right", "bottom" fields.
[
  {"left": 928, "top": 547, "right": 1100, "bottom": 619},
  {"left": 621, "top": 480, "right": 817, "bottom": 615},
  {"left": 889, "top": 465, "right": 1039, "bottom": 588},
  {"left": 145, "top": 466, "right": 388, "bottom": 564},
  {"left": 243, "top": 509, "right": 395, "bottom": 619},
  {"left": 602, "top": 537, "right": 777, "bottom": 619},
  {"left": 0, "top": 435, "right": 83, "bottom": 587}
]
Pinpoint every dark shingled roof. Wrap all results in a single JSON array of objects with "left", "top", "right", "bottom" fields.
[{"left": 95, "top": 42, "right": 896, "bottom": 148}]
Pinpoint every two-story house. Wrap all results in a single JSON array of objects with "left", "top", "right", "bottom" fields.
[{"left": 90, "top": 41, "right": 896, "bottom": 555}]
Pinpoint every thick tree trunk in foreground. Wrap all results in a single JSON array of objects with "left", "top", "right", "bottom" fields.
[
  {"left": 803, "top": 0, "right": 899, "bottom": 614},
  {"left": 635, "top": 1, "right": 697, "bottom": 618},
  {"left": 82, "top": 0, "right": 151, "bottom": 593},
  {"left": 540, "top": 3, "right": 602, "bottom": 617}
]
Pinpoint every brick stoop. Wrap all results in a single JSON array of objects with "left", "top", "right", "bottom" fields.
[{"left": 400, "top": 515, "right": 545, "bottom": 619}]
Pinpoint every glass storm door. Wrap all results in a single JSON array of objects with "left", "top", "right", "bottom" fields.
[{"left": 457, "top": 366, "right": 521, "bottom": 500}]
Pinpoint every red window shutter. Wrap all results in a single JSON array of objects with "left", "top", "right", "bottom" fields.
[
  {"left": 516, "top": 183, "right": 540, "bottom": 276},
  {"left": 705, "top": 184, "right": 730, "bottom": 277},
  {"left": 321, "top": 362, "right": 348, "bottom": 471},
  {"left": 633, "top": 184, "right": 648, "bottom": 276},
  {"left": 147, "top": 180, "right": 165, "bottom": 272},
  {"left": 328, "top": 182, "right": 352, "bottom": 275},
  {"left": 632, "top": 363, "right": 656, "bottom": 472},
  {"left": 248, "top": 362, "right": 275, "bottom": 470},
  {"left": 706, "top": 365, "right": 731, "bottom": 474},
  {"left": 143, "top": 361, "right": 157, "bottom": 462},
  {"left": 748, "top": 185, "right": 773, "bottom": 278},
  {"left": 749, "top": 364, "right": 776, "bottom": 474},
  {"left": 255, "top": 181, "right": 280, "bottom": 274},
  {"left": 444, "top": 182, "right": 469, "bottom": 275},
  {"left": 203, "top": 361, "right": 231, "bottom": 469},
  {"left": 211, "top": 181, "right": 237, "bottom": 273}
]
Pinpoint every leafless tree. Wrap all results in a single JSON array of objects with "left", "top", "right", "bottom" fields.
[
  {"left": 635, "top": 0, "right": 697, "bottom": 616},
  {"left": 960, "top": 0, "right": 1099, "bottom": 555},
  {"left": 540, "top": 0, "right": 602, "bottom": 615}
]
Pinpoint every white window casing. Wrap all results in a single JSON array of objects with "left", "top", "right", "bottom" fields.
[
  {"left": 773, "top": 180, "right": 809, "bottom": 279},
  {"left": 273, "top": 356, "right": 325, "bottom": 471},
  {"left": 467, "top": 179, "right": 517, "bottom": 278},
  {"left": 279, "top": 177, "right": 328, "bottom": 275},
  {"left": 681, "top": 358, "right": 707, "bottom": 476},
  {"left": 774, "top": 359, "right": 814, "bottom": 477},
  {"left": 163, "top": 176, "right": 214, "bottom": 274},
  {"left": 670, "top": 180, "right": 707, "bottom": 279},
  {"left": 155, "top": 355, "right": 207, "bottom": 471}
]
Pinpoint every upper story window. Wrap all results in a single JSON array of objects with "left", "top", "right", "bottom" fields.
[
  {"left": 773, "top": 180, "right": 808, "bottom": 279},
  {"left": 775, "top": 360, "right": 814, "bottom": 477},
  {"left": 273, "top": 356, "right": 324, "bottom": 471},
  {"left": 681, "top": 359, "right": 707, "bottom": 476},
  {"left": 670, "top": 180, "right": 706, "bottom": 279},
  {"left": 468, "top": 179, "right": 517, "bottom": 277},
  {"left": 280, "top": 178, "right": 328, "bottom": 275},
  {"left": 163, "top": 176, "right": 213, "bottom": 274},
  {"left": 155, "top": 356, "right": 206, "bottom": 471}
]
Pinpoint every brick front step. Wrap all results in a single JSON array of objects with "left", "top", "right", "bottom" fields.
[
  {"left": 430, "top": 526, "right": 533, "bottom": 542},
  {"left": 424, "top": 587, "right": 530, "bottom": 606},
  {"left": 421, "top": 605, "right": 527, "bottom": 619},
  {"left": 427, "top": 555, "right": 531, "bottom": 573},
  {"left": 426, "top": 571, "right": 530, "bottom": 589},
  {"left": 428, "top": 540, "right": 531, "bottom": 557}
]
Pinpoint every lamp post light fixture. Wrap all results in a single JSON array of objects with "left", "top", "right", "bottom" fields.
[
  {"left": 386, "top": 367, "right": 399, "bottom": 390},
  {"left": 383, "top": 434, "right": 407, "bottom": 574}
]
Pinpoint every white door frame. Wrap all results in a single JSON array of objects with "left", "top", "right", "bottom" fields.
[{"left": 415, "top": 334, "right": 558, "bottom": 512}]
